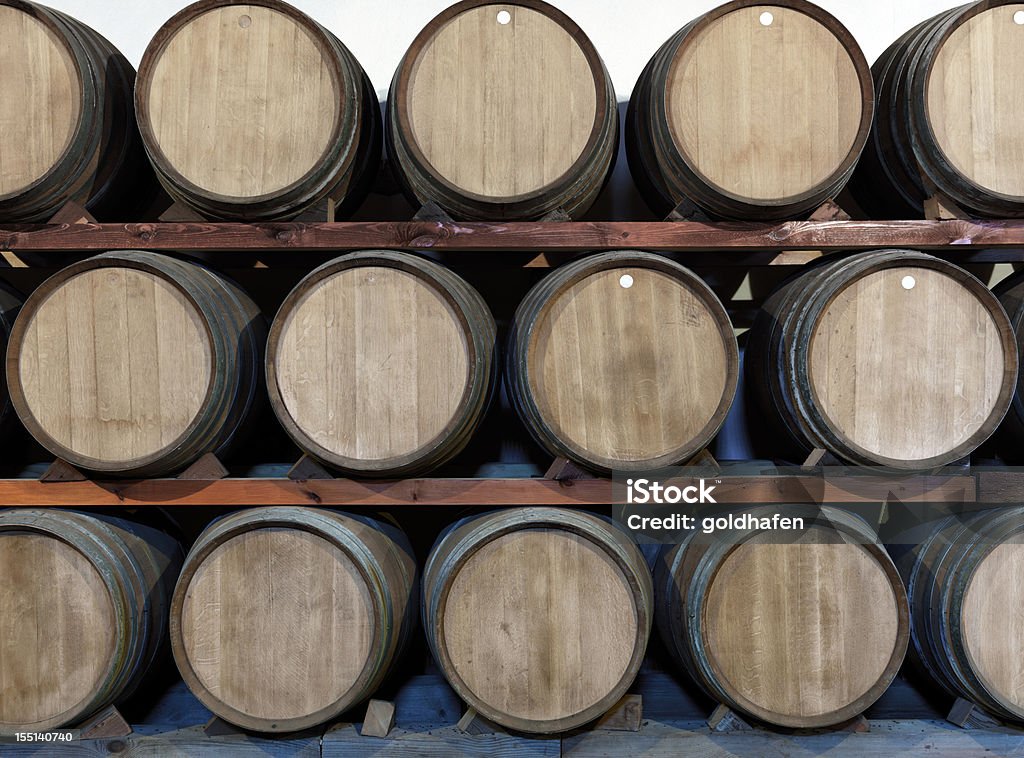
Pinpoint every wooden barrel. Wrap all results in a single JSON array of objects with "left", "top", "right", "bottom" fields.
[
  {"left": 6, "top": 251, "right": 265, "bottom": 477},
  {"left": 896, "top": 507, "right": 1024, "bottom": 722},
  {"left": 136, "top": 0, "right": 380, "bottom": 220},
  {"left": 0, "top": 1, "right": 154, "bottom": 222},
  {"left": 423, "top": 508, "right": 653, "bottom": 733},
  {"left": 0, "top": 509, "right": 182, "bottom": 735},
  {"left": 506, "top": 251, "right": 738, "bottom": 474},
  {"left": 656, "top": 505, "right": 909, "bottom": 728},
  {"left": 995, "top": 272, "right": 1024, "bottom": 454},
  {"left": 266, "top": 250, "right": 497, "bottom": 477},
  {"left": 626, "top": 0, "right": 873, "bottom": 220},
  {"left": 745, "top": 250, "right": 1017, "bottom": 469},
  {"left": 850, "top": 2, "right": 1024, "bottom": 218},
  {"left": 170, "top": 507, "right": 417, "bottom": 733},
  {"left": 386, "top": 0, "right": 618, "bottom": 220}
]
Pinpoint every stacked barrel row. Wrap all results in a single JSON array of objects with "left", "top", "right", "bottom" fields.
[
  {"left": 1, "top": 247, "right": 1022, "bottom": 476},
  {"left": 3, "top": 0, "right": 1024, "bottom": 222},
  {"left": 5, "top": 505, "right": 1024, "bottom": 734}
]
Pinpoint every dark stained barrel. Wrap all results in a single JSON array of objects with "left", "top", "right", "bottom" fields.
[
  {"left": 266, "top": 250, "right": 497, "bottom": 477},
  {"left": 422, "top": 508, "right": 652, "bottom": 733},
  {"left": 745, "top": 250, "right": 1017, "bottom": 469},
  {"left": 6, "top": 251, "right": 265, "bottom": 477},
  {"left": 386, "top": 0, "right": 618, "bottom": 220},
  {"left": 506, "top": 251, "right": 738, "bottom": 474},
  {"left": 0, "top": 509, "right": 182, "bottom": 735},
  {"left": 656, "top": 505, "right": 909, "bottom": 728},
  {"left": 849, "top": 1, "right": 1024, "bottom": 218},
  {"left": 136, "top": 0, "right": 380, "bottom": 220},
  {"left": 0, "top": 1, "right": 155, "bottom": 222},
  {"left": 170, "top": 507, "right": 417, "bottom": 732},
  {"left": 627, "top": 0, "right": 873, "bottom": 219}
]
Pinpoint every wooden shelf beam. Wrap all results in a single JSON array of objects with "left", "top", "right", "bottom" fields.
[
  {"left": 0, "top": 473, "right": 975, "bottom": 507},
  {"left": 1, "top": 219, "right": 1024, "bottom": 257}
]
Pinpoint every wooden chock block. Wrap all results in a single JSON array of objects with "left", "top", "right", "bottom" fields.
[
  {"left": 947, "top": 697, "right": 1001, "bottom": 729},
  {"left": 707, "top": 704, "right": 753, "bottom": 733},
  {"left": 834, "top": 714, "right": 871, "bottom": 733},
  {"left": 412, "top": 200, "right": 454, "bottom": 223},
  {"left": 40, "top": 458, "right": 88, "bottom": 483},
  {"left": 203, "top": 716, "right": 242, "bottom": 737},
  {"left": 807, "top": 198, "right": 852, "bottom": 221},
  {"left": 923, "top": 193, "right": 970, "bottom": 220},
  {"left": 594, "top": 694, "right": 642, "bottom": 732},
  {"left": 801, "top": 448, "right": 841, "bottom": 470},
  {"left": 684, "top": 448, "right": 721, "bottom": 476},
  {"left": 544, "top": 456, "right": 594, "bottom": 481},
  {"left": 288, "top": 453, "right": 335, "bottom": 481},
  {"left": 48, "top": 199, "right": 97, "bottom": 225},
  {"left": 538, "top": 207, "right": 571, "bottom": 222},
  {"left": 79, "top": 705, "right": 132, "bottom": 740},
  {"left": 360, "top": 699, "right": 396, "bottom": 738},
  {"left": 177, "top": 452, "right": 229, "bottom": 481},
  {"left": 157, "top": 200, "right": 206, "bottom": 223},
  {"left": 665, "top": 196, "right": 712, "bottom": 222},
  {"left": 456, "top": 708, "right": 505, "bottom": 735}
]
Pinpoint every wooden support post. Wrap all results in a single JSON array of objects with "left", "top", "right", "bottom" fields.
[
  {"left": 707, "top": 704, "right": 753, "bottom": 733},
  {"left": 594, "top": 694, "right": 642, "bottom": 732},
  {"left": 456, "top": 708, "right": 505, "bottom": 735},
  {"left": 287, "top": 453, "right": 335, "bottom": 481},
  {"left": 360, "top": 699, "right": 396, "bottom": 738},
  {"left": 78, "top": 705, "right": 132, "bottom": 740},
  {"left": 947, "top": 697, "right": 1002, "bottom": 729},
  {"left": 39, "top": 458, "right": 88, "bottom": 483},
  {"left": 544, "top": 456, "right": 594, "bottom": 481},
  {"left": 177, "top": 452, "right": 229, "bottom": 481}
]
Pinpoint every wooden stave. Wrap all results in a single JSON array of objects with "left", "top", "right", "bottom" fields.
[
  {"left": 421, "top": 507, "right": 653, "bottom": 734},
  {"left": 852, "top": 1, "right": 1024, "bottom": 218},
  {"left": 745, "top": 249, "right": 1018, "bottom": 469},
  {"left": 655, "top": 505, "right": 910, "bottom": 728},
  {"left": 0, "top": 1, "right": 155, "bottom": 223},
  {"left": 898, "top": 508, "right": 1024, "bottom": 722},
  {"left": 135, "top": 0, "right": 380, "bottom": 221},
  {"left": 265, "top": 249, "right": 498, "bottom": 478},
  {"left": 168, "top": 507, "right": 417, "bottom": 733},
  {"left": 626, "top": 0, "right": 874, "bottom": 220},
  {"left": 385, "top": 0, "right": 618, "bottom": 221},
  {"left": 5, "top": 251, "right": 265, "bottom": 477},
  {"left": 0, "top": 508, "right": 182, "bottom": 734},
  {"left": 505, "top": 250, "right": 739, "bottom": 474}
]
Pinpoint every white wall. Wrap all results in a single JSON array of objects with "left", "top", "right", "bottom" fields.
[{"left": 44, "top": 0, "right": 958, "bottom": 100}]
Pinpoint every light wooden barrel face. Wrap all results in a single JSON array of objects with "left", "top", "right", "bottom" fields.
[
  {"left": 17, "top": 268, "right": 212, "bottom": 465},
  {"left": 179, "top": 527, "right": 373, "bottom": 722},
  {"left": 928, "top": 5, "right": 1024, "bottom": 197},
  {"left": 962, "top": 540, "right": 1024, "bottom": 712},
  {"left": 143, "top": 3, "right": 341, "bottom": 198},
  {"left": 527, "top": 267, "right": 729, "bottom": 463},
  {"left": 666, "top": 4, "right": 862, "bottom": 201},
  {"left": 0, "top": 533, "right": 115, "bottom": 728},
  {"left": 442, "top": 528, "right": 637, "bottom": 723},
  {"left": 808, "top": 266, "right": 1005, "bottom": 462},
  {"left": 407, "top": 4, "right": 597, "bottom": 199},
  {"left": 0, "top": 6, "right": 81, "bottom": 197},
  {"left": 274, "top": 266, "right": 470, "bottom": 462},
  {"left": 704, "top": 531, "right": 901, "bottom": 720}
]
